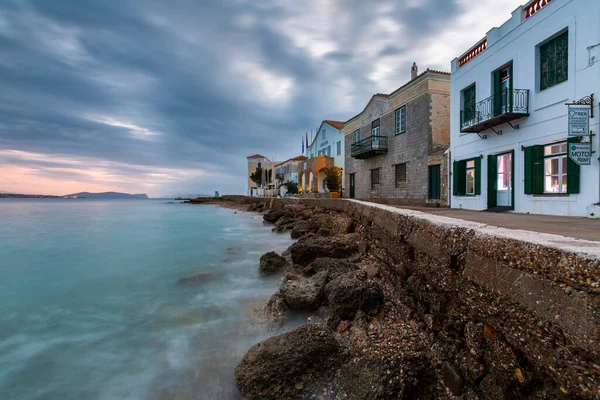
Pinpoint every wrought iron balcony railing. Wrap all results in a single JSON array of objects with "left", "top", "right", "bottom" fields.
[
  {"left": 461, "top": 89, "right": 529, "bottom": 134},
  {"left": 351, "top": 135, "right": 388, "bottom": 159}
]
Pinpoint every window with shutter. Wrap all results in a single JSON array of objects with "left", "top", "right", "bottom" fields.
[
  {"left": 540, "top": 31, "right": 568, "bottom": 91},
  {"left": 395, "top": 164, "right": 407, "bottom": 188},
  {"left": 462, "top": 85, "right": 476, "bottom": 123}
]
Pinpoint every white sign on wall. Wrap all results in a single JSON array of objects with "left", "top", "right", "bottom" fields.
[
  {"left": 568, "top": 143, "right": 592, "bottom": 165},
  {"left": 568, "top": 106, "right": 590, "bottom": 136}
]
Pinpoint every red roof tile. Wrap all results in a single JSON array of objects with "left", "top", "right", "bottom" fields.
[
  {"left": 247, "top": 154, "right": 267, "bottom": 159},
  {"left": 323, "top": 120, "right": 345, "bottom": 130}
]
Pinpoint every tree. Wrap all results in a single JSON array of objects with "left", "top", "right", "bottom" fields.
[
  {"left": 323, "top": 167, "right": 342, "bottom": 191},
  {"left": 249, "top": 167, "right": 272, "bottom": 187},
  {"left": 282, "top": 181, "right": 299, "bottom": 195}
]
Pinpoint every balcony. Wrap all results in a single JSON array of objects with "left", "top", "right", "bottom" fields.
[
  {"left": 351, "top": 136, "right": 388, "bottom": 159},
  {"left": 461, "top": 89, "right": 529, "bottom": 134}
]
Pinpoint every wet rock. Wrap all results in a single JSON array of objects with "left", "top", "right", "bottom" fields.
[
  {"left": 258, "top": 252, "right": 288, "bottom": 275},
  {"left": 177, "top": 271, "right": 213, "bottom": 285},
  {"left": 263, "top": 210, "right": 284, "bottom": 223},
  {"left": 234, "top": 324, "right": 344, "bottom": 400},
  {"left": 290, "top": 234, "right": 360, "bottom": 266},
  {"left": 484, "top": 340, "right": 518, "bottom": 382},
  {"left": 262, "top": 291, "right": 289, "bottom": 327},
  {"left": 247, "top": 203, "right": 257, "bottom": 212},
  {"left": 336, "top": 320, "right": 352, "bottom": 333},
  {"left": 280, "top": 270, "right": 328, "bottom": 310},
  {"left": 316, "top": 227, "right": 330, "bottom": 237},
  {"left": 442, "top": 361, "right": 464, "bottom": 396},
  {"left": 305, "top": 257, "right": 357, "bottom": 279},
  {"left": 290, "top": 220, "right": 320, "bottom": 239},
  {"left": 325, "top": 271, "right": 384, "bottom": 320}
]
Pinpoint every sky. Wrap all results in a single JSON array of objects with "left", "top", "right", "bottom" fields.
[{"left": 0, "top": 0, "right": 525, "bottom": 197}]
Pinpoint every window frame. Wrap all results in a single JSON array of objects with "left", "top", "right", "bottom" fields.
[
  {"left": 465, "top": 160, "right": 476, "bottom": 195},
  {"left": 539, "top": 30, "right": 568, "bottom": 91},
  {"left": 543, "top": 141, "right": 568, "bottom": 194},
  {"left": 353, "top": 130, "right": 360, "bottom": 143},
  {"left": 370, "top": 168, "right": 380, "bottom": 189},
  {"left": 395, "top": 106, "right": 406, "bottom": 135},
  {"left": 461, "top": 84, "right": 476, "bottom": 124},
  {"left": 336, "top": 141, "right": 342, "bottom": 156},
  {"left": 394, "top": 163, "right": 407, "bottom": 188},
  {"left": 371, "top": 119, "right": 380, "bottom": 137}
]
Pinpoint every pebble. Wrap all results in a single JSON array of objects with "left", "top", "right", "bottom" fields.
[{"left": 565, "top": 286, "right": 573, "bottom": 295}]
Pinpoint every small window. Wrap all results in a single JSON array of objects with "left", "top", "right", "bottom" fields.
[
  {"left": 465, "top": 160, "right": 476, "bottom": 195},
  {"left": 258, "top": 162, "right": 261, "bottom": 169},
  {"left": 395, "top": 164, "right": 407, "bottom": 188},
  {"left": 353, "top": 130, "right": 360, "bottom": 143},
  {"left": 322, "top": 129, "right": 326, "bottom": 140},
  {"left": 337, "top": 141, "right": 342, "bottom": 156},
  {"left": 371, "top": 119, "right": 380, "bottom": 137},
  {"left": 543, "top": 142, "right": 567, "bottom": 193},
  {"left": 540, "top": 30, "right": 568, "bottom": 91},
  {"left": 395, "top": 106, "right": 406, "bottom": 134},
  {"left": 370, "top": 168, "right": 380, "bottom": 189}
]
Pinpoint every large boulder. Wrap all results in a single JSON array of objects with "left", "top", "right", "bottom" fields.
[
  {"left": 280, "top": 270, "right": 328, "bottom": 310},
  {"left": 290, "top": 234, "right": 360, "bottom": 266},
  {"left": 234, "top": 324, "right": 345, "bottom": 400},
  {"left": 325, "top": 272, "right": 384, "bottom": 320},
  {"left": 263, "top": 210, "right": 284, "bottom": 223},
  {"left": 261, "top": 291, "right": 289, "bottom": 327},
  {"left": 259, "top": 252, "right": 288, "bottom": 275},
  {"left": 311, "top": 213, "right": 355, "bottom": 236}
]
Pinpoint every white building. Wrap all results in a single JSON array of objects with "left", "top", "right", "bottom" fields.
[{"left": 449, "top": 0, "right": 600, "bottom": 217}]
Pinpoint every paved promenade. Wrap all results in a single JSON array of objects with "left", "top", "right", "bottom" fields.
[{"left": 390, "top": 205, "right": 600, "bottom": 242}]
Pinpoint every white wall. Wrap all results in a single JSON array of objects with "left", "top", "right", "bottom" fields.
[
  {"left": 308, "top": 122, "right": 345, "bottom": 171},
  {"left": 449, "top": 0, "right": 600, "bottom": 217}
]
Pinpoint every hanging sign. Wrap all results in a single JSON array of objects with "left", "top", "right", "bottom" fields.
[
  {"left": 568, "top": 142, "right": 592, "bottom": 165},
  {"left": 568, "top": 106, "right": 590, "bottom": 136}
]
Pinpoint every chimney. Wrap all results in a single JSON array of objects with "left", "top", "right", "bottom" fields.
[{"left": 411, "top": 62, "right": 418, "bottom": 80}]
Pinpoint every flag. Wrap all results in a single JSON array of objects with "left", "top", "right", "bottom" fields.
[
  {"left": 302, "top": 136, "right": 304, "bottom": 154},
  {"left": 305, "top": 132, "right": 309, "bottom": 149}
]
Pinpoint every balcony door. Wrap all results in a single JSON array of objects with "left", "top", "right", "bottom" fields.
[
  {"left": 371, "top": 119, "right": 380, "bottom": 150},
  {"left": 493, "top": 63, "right": 512, "bottom": 117}
]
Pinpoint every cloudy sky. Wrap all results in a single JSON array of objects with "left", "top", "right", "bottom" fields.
[{"left": 0, "top": 0, "right": 524, "bottom": 197}]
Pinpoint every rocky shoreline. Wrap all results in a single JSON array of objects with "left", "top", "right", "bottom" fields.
[{"left": 193, "top": 198, "right": 599, "bottom": 399}]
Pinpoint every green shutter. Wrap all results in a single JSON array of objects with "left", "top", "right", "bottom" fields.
[
  {"left": 463, "top": 85, "right": 476, "bottom": 122},
  {"left": 541, "top": 31, "right": 568, "bottom": 91},
  {"left": 493, "top": 70, "right": 502, "bottom": 117},
  {"left": 487, "top": 155, "right": 497, "bottom": 208},
  {"left": 474, "top": 157, "right": 481, "bottom": 195},
  {"left": 532, "top": 145, "right": 544, "bottom": 194},
  {"left": 567, "top": 137, "right": 580, "bottom": 194},
  {"left": 508, "top": 63, "right": 513, "bottom": 113},
  {"left": 453, "top": 160, "right": 459, "bottom": 196},
  {"left": 524, "top": 146, "right": 533, "bottom": 194}
]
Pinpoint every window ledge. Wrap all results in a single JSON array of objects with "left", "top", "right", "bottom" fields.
[
  {"left": 533, "top": 193, "right": 570, "bottom": 197},
  {"left": 395, "top": 131, "right": 406, "bottom": 136},
  {"left": 456, "top": 195, "right": 477, "bottom": 197}
]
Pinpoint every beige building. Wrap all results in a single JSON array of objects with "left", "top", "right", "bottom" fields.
[
  {"left": 247, "top": 154, "right": 280, "bottom": 195},
  {"left": 344, "top": 66, "right": 450, "bottom": 205}
]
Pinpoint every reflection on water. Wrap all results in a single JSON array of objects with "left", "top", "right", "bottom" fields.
[{"left": 0, "top": 200, "right": 293, "bottom": 400}]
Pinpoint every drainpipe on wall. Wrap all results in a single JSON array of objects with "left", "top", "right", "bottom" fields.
[{"left": 444, "top": 148, "right": 451, "bottom": 207}]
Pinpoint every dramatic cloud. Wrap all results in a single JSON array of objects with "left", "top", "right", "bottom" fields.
[{"left": 0, "top": 0, "right": 523, "bottom": 196}]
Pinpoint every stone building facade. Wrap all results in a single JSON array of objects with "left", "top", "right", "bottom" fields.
[{"left": 344, "top": 69, "right": 450, "bottom": 205}]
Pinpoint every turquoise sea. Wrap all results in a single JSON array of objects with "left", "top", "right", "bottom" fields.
[{"left": 0, "top": 200, "right": 293, "bottom": 400}]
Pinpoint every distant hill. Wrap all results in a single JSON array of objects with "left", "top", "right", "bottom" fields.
[{"left": 65, "top": 192, "right": 149, "bottom": 199}]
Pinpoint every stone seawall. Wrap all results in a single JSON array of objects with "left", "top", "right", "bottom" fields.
[{"left": 221, "top": 196, "right": 600, "bottom": 397}]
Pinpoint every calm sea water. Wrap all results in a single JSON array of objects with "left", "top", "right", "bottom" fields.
[{"left": 0, "top": 200, "right": 293, "bottom": 400}]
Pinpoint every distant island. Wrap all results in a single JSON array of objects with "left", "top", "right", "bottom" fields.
[
  {"left": 65, "top": 192, "right": 149, "bottom": 199},
  {"left": 1, "top": 191, "right": 149, "bottom": 199}
]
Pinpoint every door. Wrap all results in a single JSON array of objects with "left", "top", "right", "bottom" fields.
[
  {"left": 349, "top": 173, "right": 355, "bottom": 199},
  {"left": 371, "top": 120, "right": 380, "bottom": 150},
  {"left": 496, "top": 153, "right": 512, "bottom": 207},
  {"left": 494, "top": 63, "right": 512, "bottom": 116},
  {"left": 428, "top": 165, "right": 441, "bottom": 200}
]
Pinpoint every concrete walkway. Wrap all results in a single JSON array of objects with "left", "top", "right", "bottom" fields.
[{"left": 390, "top": 206, "right": 600, "bottom": 242}]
